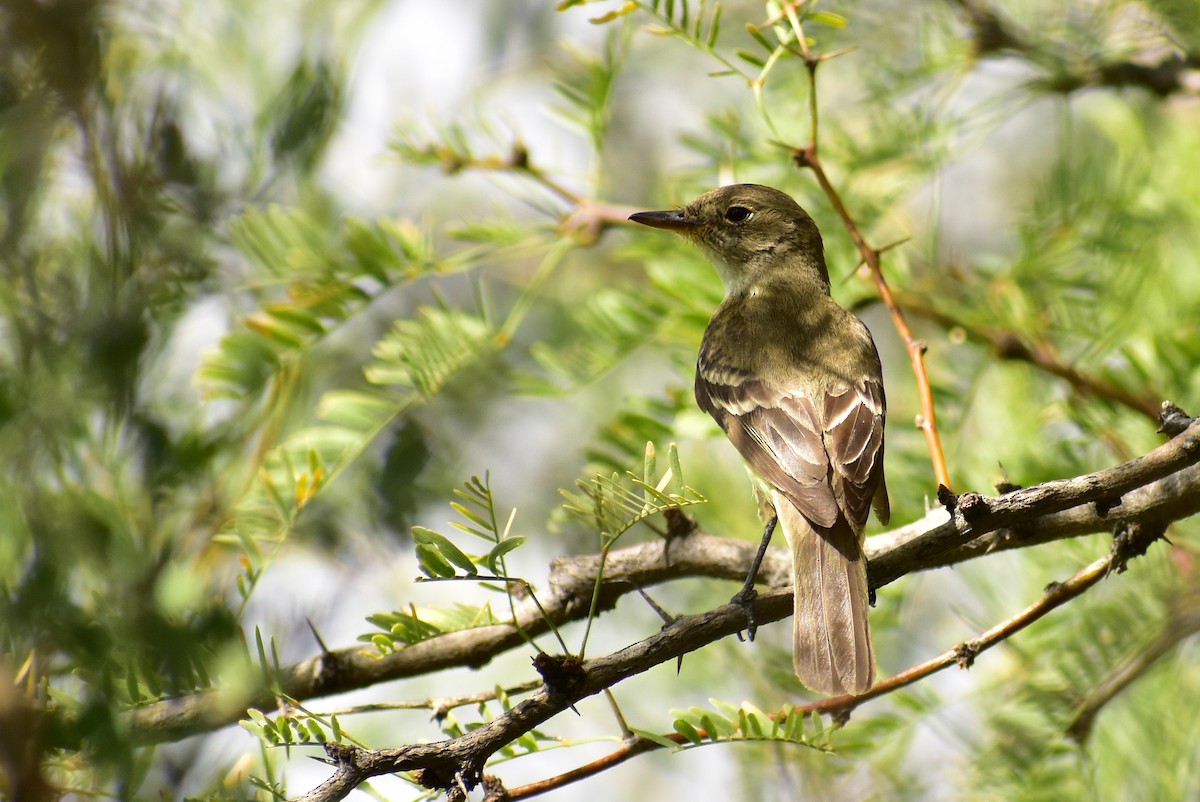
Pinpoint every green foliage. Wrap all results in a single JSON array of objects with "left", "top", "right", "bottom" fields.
[
  {"left": 3, "top": 0, "right": 1198, "bottom": 800},
  {"left": 363, "top": 602, "right": 504, "bottom": 654},
  {"left": 560, "top": 442, "right": 706, "bottom": 546},
  {"left": 664, "top": 700, "right": 830, "bottom": 750},
  {"left": 366, "top": 307, "right": 496, "bottom": 397},
  {"left": 959, "top": 546, "right": 1199, "bottom": 802},
  {"left": 419, "top": 474, "right": 525, "bottom": 575}
]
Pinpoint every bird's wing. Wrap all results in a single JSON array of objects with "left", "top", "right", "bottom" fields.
[
  {"left": 696, "top": 360, "right": 886, "bottom": 532},
  {"left": 696, "top": 361, "right": 839, "bottom": 527},
  {"left": 821, "top": 377, "right": 887, "bottom": 529}
]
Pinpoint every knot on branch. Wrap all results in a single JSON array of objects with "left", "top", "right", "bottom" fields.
[
  {"left": 321, "top": 741, "right": 362, "bottom": 768},
  {"left": 482, "top": 774, "right": 510, "bottom": 801},
  {"left": 1159, "top": 401, "right": 1196, "bottom": 438},
  {"left": 1109, "top": 522, "right": 1167, "bottom": 575},
  {"left": 957, "top": 491, "right": 989, "bottom": 523},
  {"left": 1092, "top": 495, "right": 1122, "bottom": 518},
  {"left": 954, "top": 641, "right": 980, "bottom": 669},
  {"left": 415, "top": 765, "right": 480, "bottom": 798},
  {"left": 313, "top": 648, "right": 364, "bottom": 698},
  {"left": 532, "top": 652, "right": 586, "bottom": 698},
  {"left": 663, "top": 507, "right": 697, "bottom": 539}
]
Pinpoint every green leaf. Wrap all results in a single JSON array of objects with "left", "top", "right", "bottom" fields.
[
  {"left": 412, "top": 527, "right": 478, "bottom": 576},
  {"left": 415, "top": 543, "right": 456, "bottom": 578},
  {"left": 367, "top": 307, "right": 493, "bottom": 397},
  {"left": 560, "top": 453, "right": 705, "bottom": 544},
  {"left": 485, "top": 537, "right": 525, "bottom": 574},
  {"left": 315, "top": 390, "right": 397, "bottom": 430},
  {"left": 745, "top": 23, "right": 774, "bottom": 51},
  {"left": 449, "top": 501, "right": 496, "bottom": 536},
  {"left": 305, "top": 719, "right": 327, "bottom": 742},
  {"left": 734, "top": 49, "right": 765, "bottom": 68},
  {"left": 809, "top": 10, "right": 847, "bottom": 28},
  {"left": 673, "top": 718, "right": 702, "bottom": 745},
  {"left": 245, "top": 708, "right": 270, "bottom": 728},
  {"left": 630, "top": 728, "right": 680, "bottom": 749},
  {"left": 706, "top": 3, "right": 722, "bottom": 47}
]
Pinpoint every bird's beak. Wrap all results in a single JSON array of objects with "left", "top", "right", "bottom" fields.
[{"left": 628, "top": 209, "right": 700, "bottom": 231}]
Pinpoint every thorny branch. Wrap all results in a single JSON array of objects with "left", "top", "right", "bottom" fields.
[
  {"left": 122, "top": 410, "right": 1200, "bottom": 757},
  {"left": 503, "top": 522, "right": 1168, "bottom": 799},
  {"left": 254, "top": 411, "right": 1200, "bottom": 801}
]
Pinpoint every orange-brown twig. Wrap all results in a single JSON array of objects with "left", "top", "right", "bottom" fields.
[{"left": 786, "top": 34, "right": 952, "bottom": 490}]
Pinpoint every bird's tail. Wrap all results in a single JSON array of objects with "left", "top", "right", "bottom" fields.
[{"left": 776, "top": 494, "right": 875, "bottom": 696}]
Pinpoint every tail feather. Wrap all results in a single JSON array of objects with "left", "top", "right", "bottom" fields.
[{"left": 777, "top": 495, "right": 874, "bottom": 696}]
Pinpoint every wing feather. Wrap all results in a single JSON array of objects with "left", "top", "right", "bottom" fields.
[{"left": 696, "top": 359, "right": 886, "bottom": 533}]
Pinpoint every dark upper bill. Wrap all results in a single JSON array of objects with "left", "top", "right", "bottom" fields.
[{"left": 628, "top": 209, "right": 700, "bottom": 231}]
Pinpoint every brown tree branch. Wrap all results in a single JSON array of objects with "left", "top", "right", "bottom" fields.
[
  {"left": 505, "top": 521, "right": 1168, "bottom": 799},
  {"left": 869, "top": 461, "right": 1200, "bottom": 577},
  {"left": 293, "top": 587, "right": 798, "bottom": 802},
  {"left": 120, "top": 413, "right": 1200, "bottom": 767},
  {"left": 299, "top": 511, "right": 1181, "bottom": 802}
]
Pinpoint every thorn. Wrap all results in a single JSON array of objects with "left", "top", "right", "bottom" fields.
[
  {"left": 637, "top": 588, "right": 677, "bottom": 627},
  {"left": 306, "top": 618, "right": 332, "bottom": 654}
]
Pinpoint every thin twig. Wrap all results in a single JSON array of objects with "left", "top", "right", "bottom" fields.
[
  {"left": 787, "top": 41, "right": 953, "bottom": 489},
  {"left": 309, "top": 680, "right": 543, "bottom": 721},
  {"left": 900, "top": 295, "right": 1162, "bottom": 422}
]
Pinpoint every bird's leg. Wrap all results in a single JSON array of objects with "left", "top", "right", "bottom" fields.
[{"left": 730, "top": 515, "right": 777, "bottom": 642}]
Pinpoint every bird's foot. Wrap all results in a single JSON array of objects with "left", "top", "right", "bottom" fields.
[{"left": 729, "top": 585, "right": 759, "bottom": 642}]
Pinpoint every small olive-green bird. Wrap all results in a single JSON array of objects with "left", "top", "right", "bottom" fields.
[{"left": 630, "top": 184, "right": 889, "bottom": 696}]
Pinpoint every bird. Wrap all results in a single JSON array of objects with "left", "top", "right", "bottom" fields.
[{"left": 629, "top": 184, "right": 889, "bottom": 696}]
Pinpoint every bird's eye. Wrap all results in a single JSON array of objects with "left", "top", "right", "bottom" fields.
[{"left": 724, "top": 206, "right": 752, "bottom": 223}]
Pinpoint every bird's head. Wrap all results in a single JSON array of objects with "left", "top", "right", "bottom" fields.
[{"left": 629, "top": 183, "right": 829, "bottom": 293}]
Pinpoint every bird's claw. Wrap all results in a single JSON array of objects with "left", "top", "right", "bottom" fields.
[{"left": 729, "top": 585, "right": 760, "bottom": 642}]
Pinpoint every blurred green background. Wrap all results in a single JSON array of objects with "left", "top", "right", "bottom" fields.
[{"left": 1, "top": 0, "right": 1197, "bottom": 799}]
